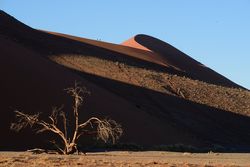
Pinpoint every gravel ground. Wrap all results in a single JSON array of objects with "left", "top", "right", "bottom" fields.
[{"left": 0, "top": 151, "right": 250, "bottom": 167}]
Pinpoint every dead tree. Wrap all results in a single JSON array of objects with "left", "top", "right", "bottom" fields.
[{"left": 10, "top": 82, "right": 123, "bottom": 155}]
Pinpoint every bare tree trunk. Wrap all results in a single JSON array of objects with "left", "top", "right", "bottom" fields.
[{"left": 11, "top": 82, "right": 123, "bottom": 155}]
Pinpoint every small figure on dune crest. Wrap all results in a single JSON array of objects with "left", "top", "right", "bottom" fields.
[{"left": 10, "top": 82, "right": 123, "bottom": 155}]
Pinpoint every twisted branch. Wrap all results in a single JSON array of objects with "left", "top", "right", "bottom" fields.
[{"left": 10, "top": 81, "right": 123, "bottom": 154}]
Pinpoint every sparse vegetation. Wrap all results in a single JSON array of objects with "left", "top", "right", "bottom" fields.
[
  {"left": 10, "top": 82, "right": 123, "bottom": 155},
  {"left": 51, "top": 55, "right": 250, "bottom": 115}
]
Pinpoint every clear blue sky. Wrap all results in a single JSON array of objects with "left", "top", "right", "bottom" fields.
[{"left": 1, "top": 1, "right": 250, "bottom": 89}]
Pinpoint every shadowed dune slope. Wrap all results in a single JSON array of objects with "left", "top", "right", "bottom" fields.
[
  {"left": 0, "top": 10, "right": 198, "bottom": 149},
  {"left": 122, "top": 34, "right": 242, "bottom": 88},
  {"left": 1, "top": 10, "right": 250, "bottom": 151},
  {"left": 0, "top": 35, "right": 194, "bottom": 149}
]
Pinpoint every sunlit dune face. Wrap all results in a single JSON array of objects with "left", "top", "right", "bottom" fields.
[
  {"left": 121, "top": 36, "right": 152, "bottom": 52},
  {"left": 50, "top": 54, "right": 250, "bottom": 116}
]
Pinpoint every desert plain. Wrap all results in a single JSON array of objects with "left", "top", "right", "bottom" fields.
[{"left": 1, "top": 151, "right": 250, "bottom": 167}]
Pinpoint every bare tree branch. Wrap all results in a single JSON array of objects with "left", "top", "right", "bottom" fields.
[
  {"left": 59, "top": 110, "right": 67, "bottom": 141},
  {"left": 10, "top": 82, "right": 123, "bottom": 154},
  {"left": 49, "top": 140, "right": 65, "bottom": 154},
  {"left": 10, "top": 111, "right": 39, "bottom": 132}
]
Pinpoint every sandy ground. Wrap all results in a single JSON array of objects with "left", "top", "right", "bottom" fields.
[{"left": 0, "top": 151, "right": 250, "bottom": 167}]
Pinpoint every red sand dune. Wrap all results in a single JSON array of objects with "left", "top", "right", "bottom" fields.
[
  {"left": 122, "top": 34, "right": 242, "bottom": 88},
  {"left": 122, "top": 35, "right": 152, "bottom": 51},
  {"left": 0, "top": 34, "right": 181, "bottom": 149},
  {"left": 1, "top": 10, "right": 250, "bottom": 151},
  {"left": 48, "top": 31, "right": 242, "bottom": 88}
]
